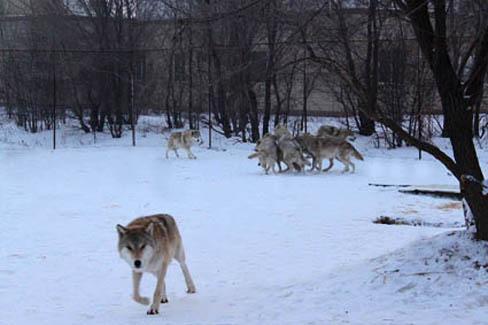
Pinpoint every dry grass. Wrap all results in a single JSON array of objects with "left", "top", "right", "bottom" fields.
[
  {"left": 437, "top": 202, "right": 462, "bottom": 211},
  {"left": 373, "top": 216, "right": 411, "bottom": 226}
]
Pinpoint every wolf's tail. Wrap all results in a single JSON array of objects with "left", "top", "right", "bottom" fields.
[
  {"left": 350, "top": 144, "right": 364, "bottom": 161},
  {"left": 248, "top": 152, "right": 260, "bottom": 159}
]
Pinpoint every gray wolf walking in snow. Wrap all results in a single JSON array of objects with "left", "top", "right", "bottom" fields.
[
  {"left": 166, "top": 130, "right": 202, "bottom": 159},
  {"left": 295, "top": 133, "right": 363, "bottom": 172},
  {"left": 248, "top": 134, "right": 281, "bottom": 174},
  {"left": 116, "top": 214, "right": 196, "bottom": 315}
]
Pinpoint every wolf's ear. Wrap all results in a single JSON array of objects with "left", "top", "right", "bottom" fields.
[
  {"left": 145, "top": 222, "right": 155, "bottom": 237},
  {"left": 116, "top": 224, "right": 127, "bottom": 237}
]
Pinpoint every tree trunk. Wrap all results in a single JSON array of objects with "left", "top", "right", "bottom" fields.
[
  {"left": 247, "top": 88, "right": 260, "bottom": 143},
  {"left": 216, "top": 81, "right": 231, "bottom": 137},
  {"left": 361, "top": 0, "right": 377, "bottom": 137},
  {"left": 301, "top": 56, "right": 308, "bottom": 133},
  {"left": 188, "top": 46, "right": 194, "bottom": 130},
  {"left": 272, "top": 75, "right": 282, "bottom": 127},
  {"left": 462, "top": 177, "right": 488, "bottom": 240},
  {"left": 211, "top": 50, "right": 231, "bottom": 137},
  {"left": 263, "top": 77, "right": 271, "bottom": 136},
  {"left": 473, "top": 96, "right": 482, "bottom": 138},
  {"left": 391, "top": 0, "right": 488, "bottom": 239},
  {"left": 358, "top": 110, "right": 375, "bottom": 135},
  {"left": 98, "top": 110, "right": 106, "bottom": 132}
]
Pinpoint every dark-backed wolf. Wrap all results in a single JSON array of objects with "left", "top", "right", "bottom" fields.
[
  {"left": 317, "top": 125, "right": 355, "bottom": 141},
  {"left": 296, "top": 133, "right": 363, "bottom": 172},
  {"left": 116, "top": 214, "right": 196, "bottom": 315}
]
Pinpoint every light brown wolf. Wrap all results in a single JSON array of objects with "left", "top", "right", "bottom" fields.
[
  {"left": 295, "top": 133, "right": 363, "bottom": 172},
  {"left": 249, "top": 134, "right": 282, "bottom": 174},
  {"left": 248, "top": 151, "right": 279, "bottom": 174},
  {"left": 116, "top": 214, "right": 196, "bottom": 315},
  {"left": 166, "top": 130, "right": 202, "bottom": 159},
  {"left": 317, "top": 125, "right": 355, "bottom": 141}
]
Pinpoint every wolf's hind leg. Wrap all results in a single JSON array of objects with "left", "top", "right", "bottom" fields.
[
  {"left": 271, "top": 161, "right": 278, "bottom": 174},
  {"left": 349, "top": 161, "right": 355, "bottom": 173},
  {"left": 132, "top": 271, "right": 150, "bottom": 305},
  {"left": 323, "top": 159, "right": 334, "bottom": 172},
  {"left": 336, "top": 157, "right": 350, "bottom": 172},
  {"left": 316, "top": 158, "right": 323, "bottom": 171},
  {"left": 309, "top": 157, "right": 316, "bottom": 171},
  {"left": 175, "top": 245, "right": 196, "bottom": 294}
]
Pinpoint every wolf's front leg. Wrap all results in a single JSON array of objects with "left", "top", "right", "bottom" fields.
[
  {"left": 179, "top": 262, "right": 196, "bottom": 294},
  {"left": 175, "top": 246, "right": 196, "bottom": 294},
  {"left": 147, "top": 261, "right": 169, "bottom": 315},
  {"left": 186, "top": 148, "right": 197, "bottom": 159},
  {"left": 132, "top": 271, "right": 150, "bottom": 305}
]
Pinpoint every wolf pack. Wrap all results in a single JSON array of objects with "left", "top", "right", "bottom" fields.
[
  {"left": 116, "top": 123, "right": 364, "bottom": 316},
  {"left": 248, "top": 124, "right": 364, "bottom": 174},
  {"left": 164, "top": 124, "right": 364, "bottom": 175}
]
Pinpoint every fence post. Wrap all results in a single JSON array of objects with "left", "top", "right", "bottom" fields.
[{"left": 52, "top": 49, "right": 56, "bottom": 150}]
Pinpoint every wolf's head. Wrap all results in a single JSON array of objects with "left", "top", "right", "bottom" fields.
[
  {"left": 342, "top": 129, "right": 356, "bottom": 141},
  {"left": 190, "top": 130, "right": 203, "bottom": 144},
  {"left": 116, "top": 223, "right": 156, "bottom": 272}
]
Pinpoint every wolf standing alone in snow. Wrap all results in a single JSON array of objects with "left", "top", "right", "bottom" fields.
[
  {"left": 116, "top": 214, "right": 196, "bottom": 315},
  {"left": 166, "top": 130, "right": 202, "bottom": 159}
]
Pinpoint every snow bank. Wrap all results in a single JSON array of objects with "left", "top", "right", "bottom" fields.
[{"left": 266, "top": 231, "right": 488, "bottom": 324}]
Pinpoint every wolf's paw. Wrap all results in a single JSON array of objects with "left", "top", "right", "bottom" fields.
[
  {"left": 133, "top": 296, "right": 150, "bottom": 305},
  {"left": 147, "top": 306, "right": 159, "bottom": 315},
  {"left": 187, "top": 287, "right": 196, "bottom": 294},
  {"left": 160, "top": 297, "right": 169, "bottom": 304}
]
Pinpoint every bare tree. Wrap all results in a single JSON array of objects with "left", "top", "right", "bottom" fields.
[
  {"left": 302, "top": 0, "right": 380, "bottom": 135},
  {"left": 387, "top": 0, "right": 488, "bottom": 239}
]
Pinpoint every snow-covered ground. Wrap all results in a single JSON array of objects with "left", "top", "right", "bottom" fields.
[{"left": 1, "top": 116, "right": 487, "bottom": 324}]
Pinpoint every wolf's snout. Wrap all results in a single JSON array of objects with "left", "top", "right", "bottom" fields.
[{"left": 134, "top": 260, "right": 142, "bottom": 268}]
